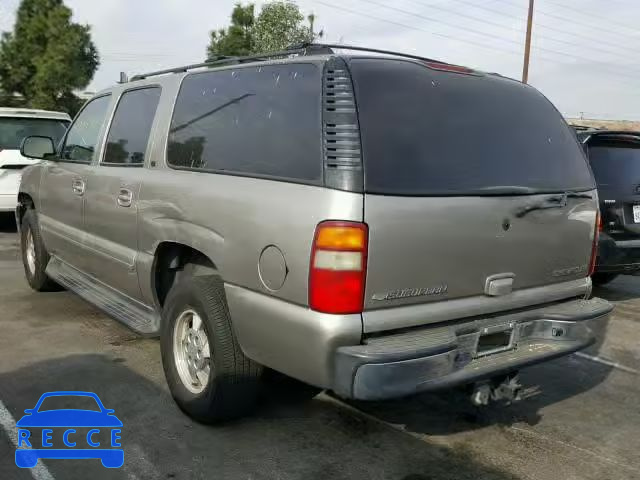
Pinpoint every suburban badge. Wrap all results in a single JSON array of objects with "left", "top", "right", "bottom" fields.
[{"left": 372, "top": 285, "right": 448, "bottom": 301}]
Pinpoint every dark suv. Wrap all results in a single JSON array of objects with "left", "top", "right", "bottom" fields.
[{"left": 577, "top": 130, "right": 640, "bottom": 285}]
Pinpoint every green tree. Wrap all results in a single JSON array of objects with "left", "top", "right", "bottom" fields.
[
  {"left": 207, "top": 1, "right": 316, "bottom": 58},
  {"left": 207, "top": 3, "right": 255, "bottom": 58},
  {"left": 0, "top": 0, "right": 99, "bottom": 115},
  {"left": 253, "top": 1, "right": 314, "bottom": 53}
]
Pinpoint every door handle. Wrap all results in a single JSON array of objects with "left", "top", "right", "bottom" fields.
[
  {"left": 117, "top": 188, "right": 133, "bottom": 207},
  {"left": 71, "top": 179, "right": 85, "bottom": 195}
]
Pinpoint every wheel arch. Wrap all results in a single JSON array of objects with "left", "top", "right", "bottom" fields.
[
  {"left": 151, "top": 241, "right": 219, "bottom": 308},
  {"left": 16, "top": 192, "right": 35, "bottom": 227}
]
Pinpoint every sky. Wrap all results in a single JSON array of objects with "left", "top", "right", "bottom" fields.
[{"left": 1, "top": 0, "right": 640, "bottom": 120}]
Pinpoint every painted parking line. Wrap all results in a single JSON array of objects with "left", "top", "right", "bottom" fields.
[
  {"left": 0, "top": 399, "right": 55, "bottom": 480},
  {"left": 575, "top": 352, "right": 639, "bottom": 375}
]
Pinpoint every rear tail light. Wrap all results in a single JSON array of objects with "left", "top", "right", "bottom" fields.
[
  {"left": 309, "top": 221, "right": 368, "bottom": 314},
  {"left": 588, "top": 212, "right": 601, "bottom": 277}
]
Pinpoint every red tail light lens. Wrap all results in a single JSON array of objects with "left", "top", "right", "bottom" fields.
[
  {"left": 588, "top": 212, "right": 600, "bottom": 277},
  {"left": 423, "top": 61, "right": 475, "bottom": 74},
  {"left": 309, "top": 221, "right": 368, "bottom": 314}
]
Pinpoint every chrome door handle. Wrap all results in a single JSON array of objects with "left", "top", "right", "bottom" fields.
[
  {"left": 117, "top": 188, "right": 133, "bottom": 207},
  {"left": 71, "top": 179, "right": 85, "bottom": 195}
]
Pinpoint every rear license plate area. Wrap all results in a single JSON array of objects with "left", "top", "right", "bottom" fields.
[{"left": 475, "top": 326, "right": 514, "bottom": 358}]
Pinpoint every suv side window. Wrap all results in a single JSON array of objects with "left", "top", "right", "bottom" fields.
[
  {"left": 103, "top": 87, "right": 161, "bottom": 166},
  {"left": 61, "top": 95, "right": 111, "bottom": 163},
  {"left": 167, "top": 63, "right": 321, "bottom": 182}
]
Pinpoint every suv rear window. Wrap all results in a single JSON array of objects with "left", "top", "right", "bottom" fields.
[
  {"left": 588, "top": 143, "right": 640, "bottom": 189},
  {"left": 349, "top": 58, "right": 595, "bottom": 195},
  {"left": 0, "top": 117, "right": 68, "bottom": 150},
  {"left": 167, "top": 63, "right": 322, "bottom": 182}
]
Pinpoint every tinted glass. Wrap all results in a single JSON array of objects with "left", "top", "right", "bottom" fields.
[
  {"left": 167, "top": 64, "right": 321, "bottom": 181},
  {"left": 588, "top": 145, "right": 640, "bottom": 189},
  {"left": 61, "top": 95, "right": 111, "bottom": 163},
  {"left": 349, "top": 59, "right": 595, "bottom": 195},
  {"left": 103, "top": 88, "right": 161, "bottom": 165},
  {"left": 0, "top": 118, "right": 68, "bottom": 150}
]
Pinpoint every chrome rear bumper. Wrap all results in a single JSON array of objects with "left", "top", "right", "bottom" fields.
[{"left": 334, "top": 297, "right": 612, "bottom": 400}]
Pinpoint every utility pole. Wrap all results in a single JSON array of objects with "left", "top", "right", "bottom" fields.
[{"left": 522, "top": 0, "right": 535, "bottom": 84}]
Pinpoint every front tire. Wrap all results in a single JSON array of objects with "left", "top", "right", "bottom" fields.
[
  {"left": 20, "top": 209, "right": 59, "bottom": 291},
  {"left": 591, "top": 273, "right": 619, "bottom": 286},
  {"left": 161, "top": 275, "right": 262, "bottom": 423}
]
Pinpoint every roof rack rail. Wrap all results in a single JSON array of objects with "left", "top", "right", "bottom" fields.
[
  {"left": 293, "top": 42, "right": 448, "bottom": 65},
  {"left": 129, "top": 45, "right": 314, "bottom": 81},
  {"left": 128, "top": 43, "right": 449, "bottom": 82}
]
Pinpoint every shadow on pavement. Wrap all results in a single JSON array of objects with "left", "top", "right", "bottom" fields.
[
  {"left": 0, "top": 354, "right": 519, "bottom": 480},
  {"left": 346, "top": 300, "right": 615, "bottom": 437},
  {"left": 0, "top": 213, "right": 17, "bottom": 233},
  {"left": 345, "top": 352, "right": 612, "bottom": 437},
  {"left": 593, "top": 275, "right": 640, "bottom": 302}
]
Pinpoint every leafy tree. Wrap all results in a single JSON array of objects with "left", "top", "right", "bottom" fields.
[
  {"left": 207, "top": 1, "right": 316, "bottom": 58},
  {"left": 207, "top": 3, "right": 255, "bottom": 58},
  {"left": 253, "top": 1, "right": 314, "bottom": 53},
  {"left": 0, "top": 0, "right": 99, "bottom": 115}
]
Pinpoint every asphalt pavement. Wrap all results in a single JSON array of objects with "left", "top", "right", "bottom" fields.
[{"left": 0, "top": 212, "right": 638, "bottom": 480}]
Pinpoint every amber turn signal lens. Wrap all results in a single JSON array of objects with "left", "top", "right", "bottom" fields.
[{"left": 315, "top": 224, "right": 367, "bottom": 250}]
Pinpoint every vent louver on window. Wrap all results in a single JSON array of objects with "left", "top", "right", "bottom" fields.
[{"left": 322, "top": 57, "right": 363, "bottom": 192}]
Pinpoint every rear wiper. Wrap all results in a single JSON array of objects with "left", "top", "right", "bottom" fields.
[
  {"left": 564, "top": 191, "right": 593, "bottom": 199},
  {"left": 515, "top": 191, "right": 592, "bottom": 218}
]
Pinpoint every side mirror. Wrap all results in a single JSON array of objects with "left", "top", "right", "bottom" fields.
[
  {"left": 23, "top": 409, "right": 34, "bottom": 415},
  {"left": 20, "top": 136, "right": 55, "bottom": 160}
]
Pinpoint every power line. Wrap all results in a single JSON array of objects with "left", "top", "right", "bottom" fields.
[
  {"left": 493, "top": 0, "right": 640, "bottom": 53},
  {"left": 357, "top": 0, "right": 640, "bottom": 79},
  {"left": 439, "top": 0, "right": 639, "bottom": 62},
  {"left": 314, "top": 0, "right": 640, "bottom": 88},
  {"left": 314, "top": 0, "right": 524, "bottom": 58},
  {"left": 542, "top": 0, "right": 640, "bottom": 37},
  {"left": 403, "top": 0, "right": 523, "bottom": 36}
]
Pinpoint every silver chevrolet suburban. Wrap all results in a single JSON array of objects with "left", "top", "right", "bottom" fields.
[{"left": 16, "top": 44, "right": 612, "bottom": 422}]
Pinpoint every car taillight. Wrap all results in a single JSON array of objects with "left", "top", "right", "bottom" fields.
[
  {"left": 588, "top": 212, "right": 601, "bottom": 277},
  {"left": 309, "top": 221, "right": 368, "bottom": 314}
]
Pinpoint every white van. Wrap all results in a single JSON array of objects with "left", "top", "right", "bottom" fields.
[{"left": 0, "top": 107, "right": 70, "bottom": 212}]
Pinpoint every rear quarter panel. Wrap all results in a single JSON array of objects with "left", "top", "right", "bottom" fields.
[{"left": 136, "top": 171, "right": 364, "bottom": 307}]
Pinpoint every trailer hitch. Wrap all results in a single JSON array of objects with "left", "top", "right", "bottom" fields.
[{"left": 470, "top": 373, "right": 522, "bottom": 406}]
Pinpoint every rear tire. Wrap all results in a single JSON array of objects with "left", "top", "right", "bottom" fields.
[
  {"left": 591, "top": 273, "right": 618, "bottom": 286},
  {"left": 20, "top": 209, "right": 59, "bottom": 292},
  {"left": 160, "top": 275, "right": 262, "bottom": 423}
]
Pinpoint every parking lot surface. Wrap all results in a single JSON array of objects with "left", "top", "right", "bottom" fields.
[{"left": 0, "top": 213, "right": 638, "bottom": 480}]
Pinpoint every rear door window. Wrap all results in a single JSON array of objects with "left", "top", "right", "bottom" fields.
[
  {"left": 349, "top": 58, "right": 595, "bottom": 195},
  {"left": 103, "top": 87, "right": 161, "bottom": 166},
  {"left": 167, "top": 63, "right": 322, "bottom": 182}
]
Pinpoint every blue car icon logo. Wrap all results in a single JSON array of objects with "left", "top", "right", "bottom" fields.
[{"left": 15, "top": 391, "right": 123, "bottom": 468}]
